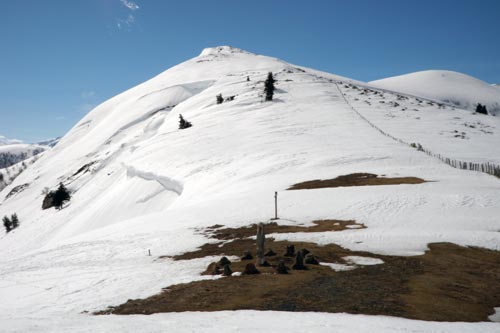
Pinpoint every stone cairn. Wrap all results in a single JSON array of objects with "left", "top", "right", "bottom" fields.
[
  {"left": 241, "top": 250, "right": 253, "bottom": 260},
  {"left": 276, "top": 260, "right": 289, "bottom": 274},
  {"left": 223, "top": 264, "right": 233, "bottom": 276},
  {"left": 243, "top": 263, "right": 261, "bottom": 275},
  {"left": 305, "top": 254, "right": 319, "bottom": 265},
  {"left": 284, "top": 245, "right": 295, "bottom": 257},
  {"left": 292, "top": 251, "right": 307, "bottom": 270}
]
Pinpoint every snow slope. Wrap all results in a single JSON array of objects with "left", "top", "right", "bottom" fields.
[
  {"left": 0, "top": 46, "right": 499, "bottom": 332},
  {"left": 370, "top": 70, "right": 500, "bottom": 116}
]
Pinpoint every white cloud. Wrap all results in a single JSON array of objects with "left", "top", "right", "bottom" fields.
[
  {"left": 0, "top": 135, "right": 23, "bottom": 145},
  {"left": 120, "top": 0, "right": 139, "bottom": 11},
  {"left": 114, "top": 0, "right": 139, "bottom": 31}
]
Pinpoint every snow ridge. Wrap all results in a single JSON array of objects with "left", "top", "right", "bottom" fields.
[{"left": 125, "top": 164, "right": 183, "bottom": 196}]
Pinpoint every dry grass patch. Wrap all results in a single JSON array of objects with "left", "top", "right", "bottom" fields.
[
  {"left": 97, "top": 223, "right": 500, "bottom": 322},
  {"left": 288, "top": 172, "right": 426, "bottom": 190}
]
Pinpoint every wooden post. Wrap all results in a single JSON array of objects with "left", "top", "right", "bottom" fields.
[
  {"left": 148, "top": 249, "right": 151, "bottom": 256},
  {"left": 274, "top": 191, "right": 278, "bottom": 220},
  {"left": 256, "top": 223, "right": 265, "bottom": 266}
]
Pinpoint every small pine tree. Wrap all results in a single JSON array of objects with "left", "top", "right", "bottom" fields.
[
  {"left": 476, "top": 103, "right": 488, "bottom": 115},
  {"left": 0, "top": 172, "right": 4, "bottom": 182},
  {"left": 178, "top": 114, "right": 192, "bottom": 130},
  {"left": 247, "top": 76, "right": 250, "bottom": 81},
  {"left": 2, "top": 216, "right": 12, "bottom": 233},
  {"left": 216, "top": 94, "right": 223, "bottom": 104},
  {"left": 53, "top": 183, "right": 71, "bottom": 210},
  {"left": 264, "top": 72, "right": 275, "bottom": 101},
  {"left": 10, "top": 213, "right": 19, "bottom": 230}
]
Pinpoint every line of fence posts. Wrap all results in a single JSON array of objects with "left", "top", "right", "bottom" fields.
[{"left": 335, "top": 82, "right": 500, "bottom": 179}]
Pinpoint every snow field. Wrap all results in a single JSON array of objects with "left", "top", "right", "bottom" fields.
[{"left": 0, "top": 46, "right": 499, "bottom": 331}]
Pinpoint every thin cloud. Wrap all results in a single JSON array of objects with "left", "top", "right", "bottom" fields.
[
  {"left": 116, "top": 14, "right": 135, "bottom": 30},
  {"left": 120, "top": 0, "right": 139, "bottom": 11},
  {"left": 115, "top": 0, "right": 139, "bottom": 31},
  {"left": 0, "top": 135, "right": 23, "bottom": 145},
  {"left": 81, "top": 91, "right": 96, "bottom": 99}
]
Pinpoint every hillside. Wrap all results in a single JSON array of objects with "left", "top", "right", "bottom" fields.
[
  {"left": 0, "top": 137, "right": 57, "bottom": 191},
  {"left": 0, "top": 143, "right": 46, "bottom": 169},
  {"left": 0, "top": 47, "right": 499, "bottom": 332},
  {"left": 370, "top": 70, "right": 500, "bottom": 116}
]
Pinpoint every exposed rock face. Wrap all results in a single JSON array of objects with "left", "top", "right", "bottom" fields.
[{"left": 42, "top": 193, "right": 54, "bottom": 210}]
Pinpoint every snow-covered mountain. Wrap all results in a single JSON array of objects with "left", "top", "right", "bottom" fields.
[
  {"left": 0, "top": 136, "right": 58, "bottom": 190},
  {"left": 0, "top": 143, "right": 45, "bottom": 169},
  {"left": 0, "top": 134, "right": 58, "bottom": 169},
  {"left": 1, "top": 46, "right": 499, "bottom": 332},
  {"left": 36, "top": 137, "right": 60, "bottom": 148},
  {"left": 370, "top": 70, "right": 500, "bottom": 116}
]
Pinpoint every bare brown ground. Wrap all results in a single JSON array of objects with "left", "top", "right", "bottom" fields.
[
  {"left": 288, "top": 173, "right": 426, "bottom": 190},
  {"left": 96, "top": 223, "right": 500, "bottom": 322}
]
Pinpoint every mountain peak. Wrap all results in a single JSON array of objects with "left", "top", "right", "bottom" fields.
[{"left": 198, "top": 46, "right": 252, "bottom": 57}]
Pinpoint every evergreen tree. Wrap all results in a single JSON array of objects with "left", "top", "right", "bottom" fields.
[
  {"left": 476, "top": 103, "right": 488, "bottom": 115},
  {"left": 10, "top": 213, "right": 19, "bottom": 230},
  {"left": 52, "top": 183, "right": 71, "bottom": 210},
  {"left": 2, "top": 216, "right": 12, "bottom": 233},
  {"left": 216, "top": 94, "right": 223, "bottom": 104},
  {"left": 264, "top": 72, "right": 275, "bottom": 101},
  {"left": 0, "top": 172, "right": 4, "bottom": 182},
  {"left": 178, "top": 114, "right": 192, "bottom": 129}
]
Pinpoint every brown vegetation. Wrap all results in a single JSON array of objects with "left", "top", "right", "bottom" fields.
[
  {"left": 97, "top": 222, "right": 500, "bottom": 322},
  {"left": 288, "top": 173, "right": 426, "bottom": 190}
]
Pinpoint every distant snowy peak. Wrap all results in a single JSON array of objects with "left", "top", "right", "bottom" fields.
[
  {"left": 0, "top": 144, "right": 46, "bottom": 169},
  {"left": 369, "top": 70, "right": 500, "bottom": 116},
  {"left": 37, "top": 137, "right": 60, "bottom": 148},
  {"left": 0, "top": 134, "right": 52, "bottom": 169},
  {"left": 0, "top": 135, "right": 23, "bottom": 146}
]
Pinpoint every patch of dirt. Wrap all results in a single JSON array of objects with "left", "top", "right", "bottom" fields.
[
  {"left": 203, "top": 219, "right": 365, "bottom": 241},
  {"left": 288, "top": 173, "right": 426, "bottom": 190},
  {"left": 403, "top": 243, "right": 500, "bottom": 322},
  {"left": 169, "top": 220, "right": 364, "bottom": 261},
  {"left": 96, "top": 224, "right": 500, "bottom": 322}
]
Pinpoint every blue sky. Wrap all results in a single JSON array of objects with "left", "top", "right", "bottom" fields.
[{"left": 1, "top": 0, "right": 499, "bottom": 142}]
